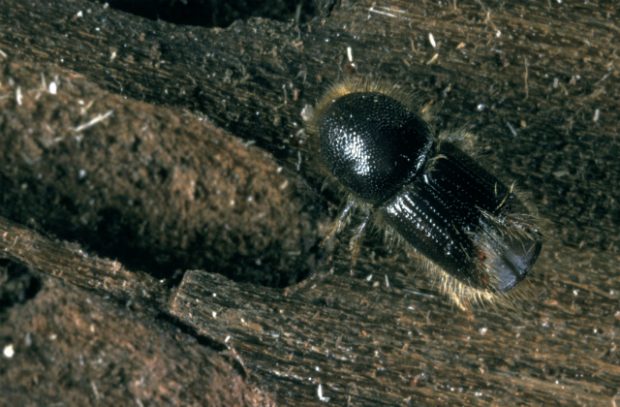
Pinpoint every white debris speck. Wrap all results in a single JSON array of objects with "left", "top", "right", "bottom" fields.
[
  {"left": 301, "top": 104, "right": 314, "bottom": 122},
  {"left": 48, "top": 81, "right": 58, "bottom": 95},
  {"left": 3, "top": 344, "right": 15, "bottom": 359},
  {"left": 211, "top": 311, "right": 217, "bottom": 318},
  {"left": 368, "top": 5, "right": 401, "bottom": 19},
  {"left": 428, "top": 33, "right": 436, "bottom": 48},
  {"left": 317, "top": 384, "right": 330, "bottom": 403},
  {"left": 426, "top": 53, "right": 439, "bottom": 65},
  {"left": 296, "top": 151, "right": 302, "bottom": 171},
  {"left": 347, "top": 46, "right": 354, "bottom": 63},
  {"left": 73, "top": 110, "right": 114, "bottom": 133},
  {"left": 505, "top": 121, "right": 518, "bottom": 137},
  {"left": 592, "top": 108, "right": 600, "bottom": 122},
  {"left": 76, "top": 10, "right": 83, "bottom": 18},
  {"left": 495, "top": 30, "right": 501, "bottom": 38},
  {"left": 15, "top": 86, "right": 22, "bottom": 105},
  {"left": 478, "top": 327, "right": 488, "bottom": 335}
]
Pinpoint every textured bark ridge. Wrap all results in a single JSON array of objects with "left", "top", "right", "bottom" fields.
[{"left": 1, "top": 1, "right": 619, "bottom": 406}]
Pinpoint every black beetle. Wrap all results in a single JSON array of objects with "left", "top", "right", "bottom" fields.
[{"left": 306, "top": 80, "right": 542, "bottom": 309}]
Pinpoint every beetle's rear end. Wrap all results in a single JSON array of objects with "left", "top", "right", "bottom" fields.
[{"left": 379, "top": 141, "right": 542, "bottom": 306}]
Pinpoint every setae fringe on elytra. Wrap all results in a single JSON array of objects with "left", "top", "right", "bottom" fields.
[{"left": 305, "top": 80, "right": 543, "bottom": 309}]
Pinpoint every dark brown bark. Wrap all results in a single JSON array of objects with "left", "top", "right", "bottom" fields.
[
  {"left": 1, "top": 0, "right": 619, "bottom": 406},
  {"left": 0, "top": 58, "right": 320, "bottom": 286}
]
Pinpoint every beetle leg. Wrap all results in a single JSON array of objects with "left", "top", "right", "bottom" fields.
[
  {"left": 349, "top": 214, "right": 370, "bottom": 274},
  {"left": 323, "top": 198, "right": 355, "bottom": 245}
]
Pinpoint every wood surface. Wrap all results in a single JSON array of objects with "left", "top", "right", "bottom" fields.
[{"left": 0, "top": 0, "right": 618, "bottom": 405}]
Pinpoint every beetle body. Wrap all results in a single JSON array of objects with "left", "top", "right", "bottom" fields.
[{"left": 308, "top": 80, "right": 542, "bottom": 308}]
